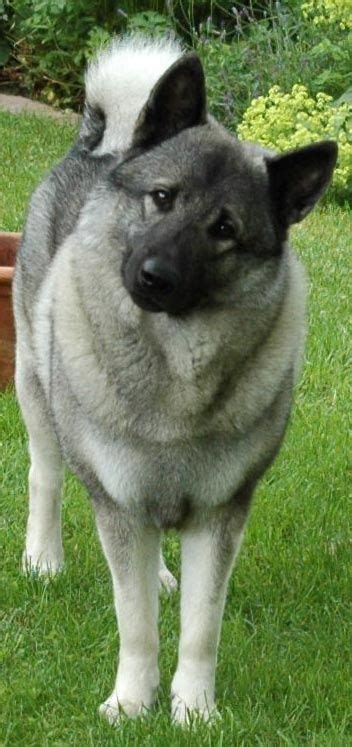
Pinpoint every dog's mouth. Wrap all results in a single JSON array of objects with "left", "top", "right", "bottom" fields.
[
  {"left": 129, "top": 290, "right": 166, "bottom": 313},
  {"left": 129, "top": 288, "right": 194, "bottom": 316}
]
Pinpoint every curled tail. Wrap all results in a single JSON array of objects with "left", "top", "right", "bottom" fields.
[{"left": 78, "top": 35, "right": 182, "bottom": 156}]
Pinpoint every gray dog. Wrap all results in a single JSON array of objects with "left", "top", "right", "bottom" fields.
[{"left": 13, "top": 36, "right": 337, "bottom": 724}]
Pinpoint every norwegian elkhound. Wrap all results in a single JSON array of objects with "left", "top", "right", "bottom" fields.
[{"left": 13, "top": 36, "right": 337, "bottom": 724}]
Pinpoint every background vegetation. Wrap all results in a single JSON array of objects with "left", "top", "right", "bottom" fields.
[
  {"left": 1, "top": 2, "right": 350, "bottom": 108},
  {"left": 0, "top": 1, "right": 351, "bottom": 198}
]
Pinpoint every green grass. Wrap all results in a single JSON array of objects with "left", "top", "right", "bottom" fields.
[
  {"left": 1, "top": 111, "right": 351, "bottom": 745},
  {"left": 0, "top": 112, "right": 77, "bottom": 232}
]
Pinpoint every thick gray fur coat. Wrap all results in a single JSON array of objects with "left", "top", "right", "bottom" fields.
[{"left": 13, "top": 36, "right": 337, "bottom": 723}]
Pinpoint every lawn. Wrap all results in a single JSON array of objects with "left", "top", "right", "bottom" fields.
[{"left": 0, "top": 111, "right": 351, "bottom": 746}]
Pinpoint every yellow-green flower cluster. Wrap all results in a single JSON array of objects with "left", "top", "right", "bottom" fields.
[
  {"left": 301, "top": 0, "right": 352, "bottom": 30},
  {"left": 237, "top": 85, "right": 352, "bottom": 192}
]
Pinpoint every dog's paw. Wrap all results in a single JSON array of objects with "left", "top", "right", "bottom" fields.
[
  {"left": 171, "top": 672, "right": 218, "bottom": 726},
  {"left": 22, "top": 548, "right": 64, "bottom": 577},
  {"left": 99, "top": 693, "right": 151, "bottom": 724},
  {"left": 171, "top": 694, "right": 217, "bottom": 725},
  {"left": 99, "top": 696, "right": 122, "bottom": 725},
  {"left": 171, "top": 692, "right": 220, "bottom": 726},
  {"left": 158, "top": 566, "right": 178, "bottom": 594}
]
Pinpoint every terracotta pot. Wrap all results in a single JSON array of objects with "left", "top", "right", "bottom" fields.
[{"left": 0, "top": 232, "right": 21, "bottom": 390}]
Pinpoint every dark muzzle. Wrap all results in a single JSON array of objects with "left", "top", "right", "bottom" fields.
[{"left": 138, "top": 257, "right": 181, "bottom": 296}]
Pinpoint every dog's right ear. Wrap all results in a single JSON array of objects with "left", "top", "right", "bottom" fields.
[
  {"left": 267, "top": 141, "right": 338, "bottom": 229},
  {"left": 132, "top": 53, "right": 207, "bottom": 150}
]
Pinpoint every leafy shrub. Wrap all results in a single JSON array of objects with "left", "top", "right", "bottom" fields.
[
  {"left": 237, "top": 84, "right": 352, "bottom": 195},
  {"left": 300, "top": 0, "right": 352, "bottom": 100},
  {"left": 197, "top": 39, "right": 253, "bottom": 130},
  {"left": 126, "top": 10, "right": 174, "bottom": 37},
  {"left": 6, "top": 0, "right": 120, "bottom": 107},
  {"left": 197, "top": 1, "right": 351, "bottom": 129},
  {"left": 196, "top": 10, "right": 319, "bottom": 131},
  {"left": 307, "top": 36, "right": 352, "bottom": 99},
  {"left": 302, "top": 0, "right": 352, "bottom": 31},
  {"left": 0, "top": 1, "right": 11, "bottom": 65},
  {"left": 1, "top": 0, "right": 351, "bottom": 209}
]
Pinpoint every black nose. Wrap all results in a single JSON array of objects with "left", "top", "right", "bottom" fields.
[{"left": 139, "top": 258, "right": 180, "bottom": 295}]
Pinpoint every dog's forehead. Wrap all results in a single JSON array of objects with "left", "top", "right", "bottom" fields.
[
  {"left": 116, "top": 127, "right": 271, "bottom": 214},
  {"left": 161, "top": 129, "right": 267, "bottom": 196}
]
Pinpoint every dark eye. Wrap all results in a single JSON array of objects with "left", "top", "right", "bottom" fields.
[
  {"left": 151, "top": 189, "right": 174, "bottom": 211},
  {"left": 210, "top": 215, "right": 236, "bottom": 241}
]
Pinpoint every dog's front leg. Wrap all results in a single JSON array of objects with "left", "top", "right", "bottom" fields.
[
  {"left": 172, "top": 507, "right": 247, "bottom": 724},
  {"left": 93, "top": 495, "right": 160, "bottom": 724}
]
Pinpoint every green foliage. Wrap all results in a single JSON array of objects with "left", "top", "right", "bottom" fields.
[
  {"left": 197, "top": 39, "right": 252, "bottom": 130},
  {"left": 1, "top": 2, "right": 351, "bottom": 197},
  {"left": 302, "top": 0, "right": 352, "bottom": 30},
  {"left": 0, "top": 0, "right": 11, "bottom": 64},
  {"left": 238, "top": 84, "right": 352, "bottom": 197},
  {"left": 127, "top": 10, "right": 174, "bottom": 37},
  {"left": 197, "top": 3, "right": 351, "bottom": 131},
  {"left": 1, "top": 0, "right": 351, "bottom": 121},
  {"left": 307, "top": 34, "right": 352, "bottom": 99},
  {"left": 6, "top": 0, "right": 121, "bottom": 106},
  {"left": 0, "top": 35, "right": 10, "bottom": 63}
]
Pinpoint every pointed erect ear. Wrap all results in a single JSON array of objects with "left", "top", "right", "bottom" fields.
[
  {"left": 267, "top": 141, "right": 338, "bottom": 228},
  {"left": 132, "top": 52, "right": 207, "bottom": 150}
]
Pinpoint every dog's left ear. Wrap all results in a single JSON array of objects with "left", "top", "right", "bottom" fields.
[
  {"left": 132, "top": 52, "right": 207, "bottom": 150},
  {"left": 267, "top": 141, "right": 338, "bottom": 228}
]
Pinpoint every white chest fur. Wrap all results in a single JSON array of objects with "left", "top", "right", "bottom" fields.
[{"left": 33, "top": 238, "right": 305, "bottom": 517}]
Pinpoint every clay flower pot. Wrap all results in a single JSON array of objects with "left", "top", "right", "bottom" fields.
[{"left": 0, "top": 232, "right": 21, "bottom": 389}]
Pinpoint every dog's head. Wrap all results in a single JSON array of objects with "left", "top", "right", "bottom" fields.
[{"left": 111, "top": 53, "right": 337, "bottom": 315}]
